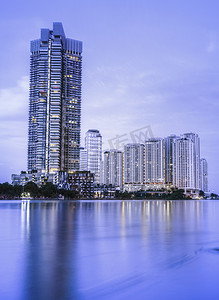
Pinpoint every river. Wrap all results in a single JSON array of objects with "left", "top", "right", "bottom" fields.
[{"left": 0, "top": 200, "right": 219, "bottom": 300}]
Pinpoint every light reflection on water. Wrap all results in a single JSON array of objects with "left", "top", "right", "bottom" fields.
[{"left": 0, "top": 200, "right": 219, "bottom": 299}]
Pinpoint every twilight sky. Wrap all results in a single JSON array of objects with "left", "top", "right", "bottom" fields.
[{"left": 0, "top": 0, "right": 218, "bottom": 193}]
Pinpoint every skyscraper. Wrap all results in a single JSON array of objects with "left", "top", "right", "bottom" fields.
[
  {"left": 200, "top": 158, "right": 208, "bottom": 192},
  {"left": 164, "top": 135, "right": 177, "bottom": 185},
  {"left": 172, "top": 136, "right": 195, "bottom": 190},
  {"left": 104, "top": 150, "right": 123, "bottom": 188},
  {"left": 85, "top": 129, "right": 102, "bottom": 184},
  {"left": 183, "top": 133, "right": 200, "bottom": 189},
  {"left": 145, "top": 138, "right": 165, "bottom": 184},
  {"left": 27, "top": 22, "right": 82, "bottom": 175},
  {"left": 124, "top": 144, "right": 144, "bottom": 184}
]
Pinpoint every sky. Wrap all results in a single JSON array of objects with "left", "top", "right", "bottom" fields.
[{"left": 0, "top": 0, "right": 218, "bottom": 193}]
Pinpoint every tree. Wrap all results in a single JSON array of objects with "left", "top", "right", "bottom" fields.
[
  {"left": 199, "top": 190, "right": 205, "bottom": 198},
  {"left": 167, "top": 188, "right": 186, "bottom": 200},
  {"left": 59, "top": 189, "right": 79, "bottom": 199},
  {"left": 12, "top": 185, "right": 23, "bottom": 197},
  {"left": 40, "top": 182, "right": 58, "bottom": 198},
  {"left": 211, "top": 193, "right": 218, "bottom": 200},
  {"left": 24, "top": 182, "right": 39, "bottom": 198}
]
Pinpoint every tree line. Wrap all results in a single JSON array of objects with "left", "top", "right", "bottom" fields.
[
  {"left": 0, "top": 182, "right": 79, "bottom": 199},
  {"left": 115, "top": 188, "right": 187, "bottom": 200},
  {"left": 0, "top": 182, "right": 218, "bottom": 200},
  {"left": 116, "top": 189, "right": 218, "bottom": 200}
]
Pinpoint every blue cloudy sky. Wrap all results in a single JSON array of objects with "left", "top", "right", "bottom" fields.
[{"left": 0, "top": 0, "right": 219, "bottom": 193}]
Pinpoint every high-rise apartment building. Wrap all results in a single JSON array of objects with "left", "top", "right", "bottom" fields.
[
  {"left": 27, "top": 22, "right": 82, "bottom": 175},
  {"left": 200, "top": 158, "right": 208, "bottom": 192},
  {"left": 164, "top": 135, "right": 177, "bottom": 185},
  {"left": 172, "top": 136, "right": 195, "bottom": 190},
  {"left": 124, "top": 144, "right": 144, "bottom": 184},
  {"left": 145, "top": 138, "right": 165, "bottom": 184},
  {"left": 104, "top": 150, "right": 123, "bottom": 188},
  {"left": 85, "top": 129, "right": 102, "bottom": 184},
  {"left": 183, "top": 133, "right": 200, "bottom": 189}
]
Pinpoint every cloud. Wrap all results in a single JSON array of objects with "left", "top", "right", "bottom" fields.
[
  {"left": 0, "top": 76, "right": 29, "bottom": 120},
  {"left": 206, "top": 41, "right": 216, "bottom": 53},
  {"left": 0, "top": 77, "right": 28, "bottom": 182},
  {"left": 205, "top": 32, "right": 219, "bottom": 54}
]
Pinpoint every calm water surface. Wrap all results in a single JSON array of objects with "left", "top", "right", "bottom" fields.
[{"left": 0, "top": 200, "right": 219, "bottom": 300}]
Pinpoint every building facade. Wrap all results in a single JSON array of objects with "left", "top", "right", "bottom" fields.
[
  {"left": 27, "top": 22, "right": 82, "bottom": 175},
  {"left": 85, "top": 129, "right": 102, "bottom": 184},
  {"left": 79, "top": 147, "right": 88, "bottom": 171},
  {"left": 164, "top": 135, "right": 177, "bottom": 185},
  {"left": 124, "top": 144, "right": 144, "bottom": 184},
  {"left": 68, "top": 171, "right": 94, "bottom": 198},
  {"left": 145, "top": 138, "right": 165, "bottom": 184},
  {"left": 172, "top": 136, "right": 195, "bottom": 190},
  {"left": 11, "top": 172, "right": 33, "bottom": 186},
  {"left": 200, "top": 158, "right": 208, "bottom": 192},
  {"left": 103, "top": 150, "right": 123, "bottom": 188},
  {"left": 183, "top": 133, "right": 200, "bottom": 189}
]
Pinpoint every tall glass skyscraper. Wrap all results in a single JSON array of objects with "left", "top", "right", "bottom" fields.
[
  {"left": 183, "top": 133, "right": 200, "bottom": 189},
  {"left": 164, "top": 135, "right": 178, "bottom": 185},
  {"left": 85, "top": 130, "right": 102, "bottom": 184},
  {"left": 104, "top": 150, "right": 123, "bottom": 188},
  {"left": 172, "top": 136, "right": 195, "bottom": 190},
  {"left": 27, "top": 22, "right": 82, "bottom": 175},
  {"left": 124, "top": 143, "right": 144, "bottom": 184},
  {"left": 145, "top": 138, "right": 165, "bottom": 184},
  {"left": 200, "top": 158, "right": 208, "bottom": 192}
]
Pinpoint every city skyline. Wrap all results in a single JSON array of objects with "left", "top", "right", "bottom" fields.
[
  {"left": 100, "top": 131, "right": 206, "bottom": 194},
  {"left": 0, "top": 0, "right": 219, "bottom": 193}
]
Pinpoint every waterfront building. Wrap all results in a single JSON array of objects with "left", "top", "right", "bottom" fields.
[
  {"left": 68, "top": 171, "right": 94, "bottom": 198},
  {"left": 145, "top": 138, "right": 165, "bottom": 184},
  {"left": 164, "top": 135, "right": 178, "bottom": 185},
  {"left": 94, "top": 185, "right": 116, "bottom": 198},
  {"left": 124, "top": 144, "right": 144, "bottom": 184},
  {"left": 27, "top": 22, "right": 82, "bottom": 175},
  {"left": 172, "top": 136, "right": 195, "bottom": 190},
  {"left": 11, "top": 172, "right": 33, "bottom": 186},
  {"left": 183, "top": 133, "right": 200, "bottom": 189},
  {"left": 123, "top": 182, "right": 169, "bottom": 192},
  {"left": 200, "top": 158, "right": 208, "bottom": 192},
  {"left": 85, "top": 129, "right": 102, "bottom": 184},
  {"left": 103, "top": 150, "right": 123, "bottom": 188}
]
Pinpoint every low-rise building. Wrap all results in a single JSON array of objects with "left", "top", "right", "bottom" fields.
[
  {"left": 94, "top": 184, "right": 116, "bottom": 199},
  {"left": 68, "top": 171, "right": 94, "bottom": 198},
  {"left": 123, "top": 183, "right": 171, "bottom": 192},
  {"left": 12, "top": 171, "right": 35, "bottom": 186}
]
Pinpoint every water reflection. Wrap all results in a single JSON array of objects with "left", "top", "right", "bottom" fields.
[
  {"left": 20, "top": 201, "right": 79, "bottom": 300},
  {"left": 1, "top": 200, "right": 219, "bottom": 300}
]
